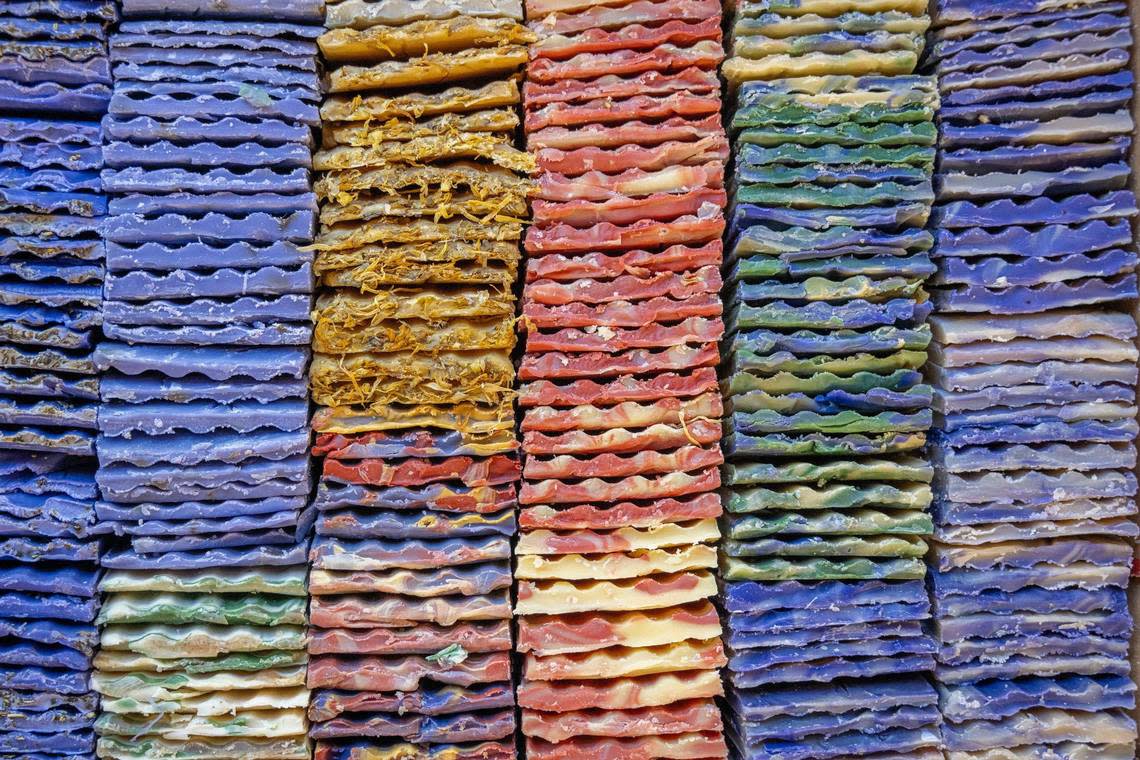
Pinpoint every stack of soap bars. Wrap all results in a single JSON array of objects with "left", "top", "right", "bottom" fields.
[
  {"left": 719, "top": 1, "right": 944, "bottom": 757},
  {"left": 0, "top": 1, "right": 113, "bottom": 757},
  {"left": 306, "top": 0, "right": 532, "bottom": 757},
  {"left": 516, "top": 0, "right": 729, "bottom": 756},
  {"left": 927, "top": 0, "right": 1140, "bottom": 756},
  {"left": 92, "top": 1, "right": 321, "bottom": 757}
]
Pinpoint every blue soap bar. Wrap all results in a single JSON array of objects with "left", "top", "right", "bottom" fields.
[
  {"left": 112, "top": 508, "right": 302, "bottom": 537},
  {"left": 731, "top": 203, "right": 929, "bottom": 231},
  {"left": 0, "top": 592, "right": 97, "bottom": 622},
  {"left": 727, "top": 601, "right": 931, "bottom": 636},
  {"left": 728, "top": 653, "right": 936, "bottom": 687},
  {"left": 104, "top": 263, "right": 312, "bottom": 301},
  {"left": 96, "top": 495, "right": 304, "bottom": 522},
  {"left": 102, "top": 322, "right": 312, "bottom": 346},
  {"left": 0, "top": 641, "right": 89, "bottom": 671},
  {"left": 932, "top": 565, "right": 1130, "bottom": 597},
  {"left": 101, "top": 165, "right": 311, "bottom": 195},
  {"left": 934, "top": 587, "right": 1127, "bottom": 617},
  {"left": 0, "top": 619, "right": 97, "bottom": 654},
  {"left": 0, "top": 564, "right": 97, "bottom": 597},
  {"left": 936, "top": 248, "right": 1136, "bottom": 287},
  {"left": 97, "top": 429, "right": 309, "bottom": 468},
  {"left": 734, "top": 704, "right": 940, "bottom": 744},
  {"left": 729, "top": 636, "right": 936, "bottom": 672},
  {"left": 0, "top": 188, "right": 106, "bottom": 217},
  {"left": 98, "top": 399, "right": 308, "bottom": 435},
  {"left": 934, "top": 191, "right": 1137, "bottom": 229},
  {"left": 939, "top": 675, "right": 1136, "bottom": 723},
  {"left": 316, "top": 508, "right": 516, "bottom": 540},
  {"left": 724, "top": 580, "right": 928, "bottom": 614},
  {"left": 0, "top": 704, "right": 94, "bottom": 733},
  {"left": 130, "top": 526, "right": 299, "bottom": 554},
  {"left": 310, "top": 707, "right": 516, "bottom": 744},
  {"left": 96, "top": 455, "right": 310, "bottom": 503},
  {"left": 938, "top": 653, "right": 1132, "bottom": 686},
  {"left": 0, "top": 81, "right": 110, "bottom": 117},
  {"left": 935, "top": 219, "right": 1132, "bottom": 258},
  {"left": 940, "top": 70, "right": 1133, "bottom": 109},
  {"left": 95, "top": 342, "right": 307, "bottom": 381},
  {"left": 101, "top": 541, "right": 306, "bottom": 569},
  {"left": 100, "top": 375, "right": 305, "bottom": 405},
  {"left": 0, "top": 728, "right": 94, "bottom": 754},
  {"left": 935, "top": 420, "right": 1137, "bottom": 447},
  {"left": 106, "top": 240, "right": 309, "bottom": 271},
  {"left": 727, "top": 621, "right": 925, "bottom": 650},
  {"left": 0, "top": 666, "right": 90, "bottom": 695},
  {"left": 0, "top": 537, "right": 98, "bottom": 564},
  {"left": 727, "top": 675, "right": 936, "bottom": 721},
  {"left": 940, "top": 633, "right": 1128, "bottom": 666},
  {"left": 934, "top": 275, "right": 1139, "bottom": 314},
  {"left": 938, "top": 609, "right": 1132, "bottom": 643}
]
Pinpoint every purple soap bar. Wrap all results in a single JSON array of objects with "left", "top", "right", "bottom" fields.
[
  {"left": 105, "top": 264, "right": 312, "bottom": 301},
  {"left": 101, "top": 541, "right": 307, "bottom": 569},
  {"left": 95, "top": 342, "right": 307, "bottom": 380},
  {"left": 938, "top": 653, "right": 1132, "bottom": 686},
  {"left": 934, "top": 191, "right": 1138, "bottom": 229},
  {"left": 935, "top": 587, "right": 1126, "bottom": 617},
  {"left": 934, "top": 276, "right": 1139, "bottom": 314},
  {"left": 96, "top": 457, "right": 309, "bottom": 503},
  {"left": 108, "top": 82, "right": 318, "bottom": 124},
  {"left": 0, "top": 591, "right": 97, "bottom": 622},
  {"left": 936, "top": 420, "right": 1137, "bottom": 447},
  {"left": 940, "top": 164, "right": 1129, "bottom": 200},
  {"left": 932, "top": 565, "right": 1130, "bottom": 596},
  {"left": 0, "top": 641, "right": 89, "bottom": 671},
  {"left": 103, "top": 294, "right": 310, "bottom": 326},
  {"left": 933, "top": 536, "right": 1133, "bottom": 571},
  {"left": 0, "top": 81, "right": 110, "bottom": 116},
  {"left": 0, "top": 727, "right": 94, "bottom": 753},
  {"left": 100, "top": 375, "right": 305, "bottom": 404},
  {"left": 938, "top": 28, "right": 1130, "bottom": 74},
  {"left": 319, "top": 430, "right": 514, "bottom": 460},
  {"left": 112, "top": 62, "right": 319, "bottom": 90},
  {"left": 734, "top": 704, "right": 940, "bottom": 744},
  {"left": 0, "top": 537, "right": 97, "bottom": 563},
  {"left": 729, "top": 620, "right": 925, "bottom": 649},
  {"left": 0, "top": 563, "right": 97, "bottom": 596},
  {"left": 107, "top": 192, "right": 317, "bottom": 217},
  {"left": 729, "top": 636, "right": 936, "bottom": 671},
  {"left": 940, "top": 49, "right": 1130, "bottom": 96},
  {"left": 117, "top": 19, "right": 322, "bottom": 40},
  {"left": 936, "top": 441, "right": 1136, "bottom": 473},
  {"left": 99, "top": 399, "right": 307, "bottom": 436},
  {"left": 729, "top": 653, "right": 936, "bottom": 687},
  {"left": 96, "top": 495, "right": 304, "bottom": 522},
  {"left": 5, "top": 1, "right": 116, "bottom": 20},
  {"left": 941, "top": 633, "right": 1128, "bottom": 668},
  {"left": 0, "top": 705, "right": 94, "bottom": 733},
  {"left": 0, "top": 168, "right": 100, "bottom": 194},
  {"left": 0, "top": 47, "right": 111, "bottom": 88},
  {"left": 98, "top": 429, "right": 308, "bottom": 467},
  {"left": 728, "top": 675, "right": 936, "bottom": 721},
  {"left": 103, "top": 138, "right": 312, "bottom": 169},
  {"left": 939, "top": 675, "right": 1135, "bottom": 723},
  {"left": 101, "top": 166, "right": 310, "bottom": 194},
  {"left": 110, "top": 45, "right": 316, "bottom": 72},
  {"left": 0, "top": 144, "right": 102, "bottom": 172},
  {"left": 104, "top": 114, "right": 312, "bottom": 144},
  {"left": 935, "top": 219, "right": 1131, "bottom": 258},
  {"left": 941, "top": 139, "right": 1128, "bottom": 174},
  {"left": 104, "top": 210, "right": 313, "bottom": 244},
  {"left": 724, "top": 580, "right": 928, "bottom": 614},
  {"left": 935, "top": 249, "right": 1136, "bottom": 286},
  {"left": 728, "top": 602, "right": 931, "bottom": 637},
  {"left": 0, "top": 619, "right": 96, "bottom": 654},
  {"left": 932, "top": 7, "right": 1128, "bottom": 59},
  {"left": 937, "top": 609, "right": 1132, "bottom": 642},
  {"left": 0, "top": 17, "right": 107, "bottom": 41},
  {"left": 103, "top": 322, "right": 313, "bottom": 346},
  {"left": 120, "top": 0, "right": 324, "bottom": 19},
  {"left": 940, "top": 89, "right": 1130, "bottom": 124},
  {"left": 131, "top": 526, "right": 297, "bottom": 554},
  {"left": 106, "top": 240, "right": 309, "bottom": 271},
  {"left": 316, "top": 508, "right": 516, "bottom": 541},
  {"left": 730, "top": 725, "right": 941, "bottom": 760},
  {"left": 0, "top": 187, "right": 106, "bottom": 217}
]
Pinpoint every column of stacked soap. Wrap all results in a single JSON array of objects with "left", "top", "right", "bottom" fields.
[
  {"left": 91, "top": 4, "right": 322, "bottom": 758},
  {"left": 720, "top": 2, "right": 944, "bottom": 758},
  {"left": 927, "top": 1, "right": 1140, "bottom": 756},
  {"left": 517, "top": 0, "right": 729, "bottom": 757},
  {"left": 0, "top": 1, "right": 114, "bottom": 757},
  {"left": 307, "top": 2, "right": 533, "bottom": 758}
]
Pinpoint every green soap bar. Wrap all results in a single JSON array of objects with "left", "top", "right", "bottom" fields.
[
  {"left": 730, "top": 223, "right": 933, "bottom": 257},
  {"left": 731, "top": 99, "right": 933, "bottom": 127},
  {"left": 95, "top": 735, "right": 310, "bottom": 760},
  {"left": 732, "top": 254, "right": 935, "bottom": 282},
  {"left": 723, "top": 368, "right": 919, "bottom": 396},
  {"left": 729, "top": 385, "right": 932, "bottom": 413},
  {"left": 724, "top": 482, "right": 932, "bottom": 513},
  {"left": 97, "top": 592, "right": 307, "bottom": 627},
  {"left": 735, "top": 181, "right": 934, "bottom": 207},
  {"left": 726, "top": 347, "right": 928, "bottom": 377},
  {"left": 720, "top": 555, "right": 928, "bottom": 581},
  {"left": 738, "top": 121, "right": 936, "bottom": 147},
  {"left": 733, "top": 274, "right": 925, "bottom": 302},
  {"left": 92, "top": 665, "right": 307, "bottom": 700},
  {"left": 734, "top": 164, "right": 929, "bottom": 185},
  {"left": 725, "top": 430, "right": 926, "bottom": 457},
  {"left": 100, "top": 567, "right": 307, "bottom": 596},
  {"left": 736, "top": 0, "right": 930, "bottom": 19},
  {"left": 733, "top": 408, "right": 931, "bottom": 434},
  {"left": 723, "top": 535, "right": 930, "bottom": 558},
  {"left": 733, "top": 12, "right": 931, "bottom": 40},
  {"left": 724, "top": 508, "right": 934, "bottom": 538},
  {"left": 96, "top": 708, "right": 304, "bottom": 739},
  {"left": 100, "top": 624, "right": 308, "bottom": 659},
  {"left": 95, "top": 649, "right": 307, "bottom": 675},
  {"left": 732, "top": 30, "right": 924, "bottom": 60},
  {"left": 738, "top": 143, "right": 935, "bottom": 167},
  {"left": 724, "top": 325, "right": 932, "bottom": 356},
  {"left": 724, "top": 456, "right": 933, "bottom": 485}
]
